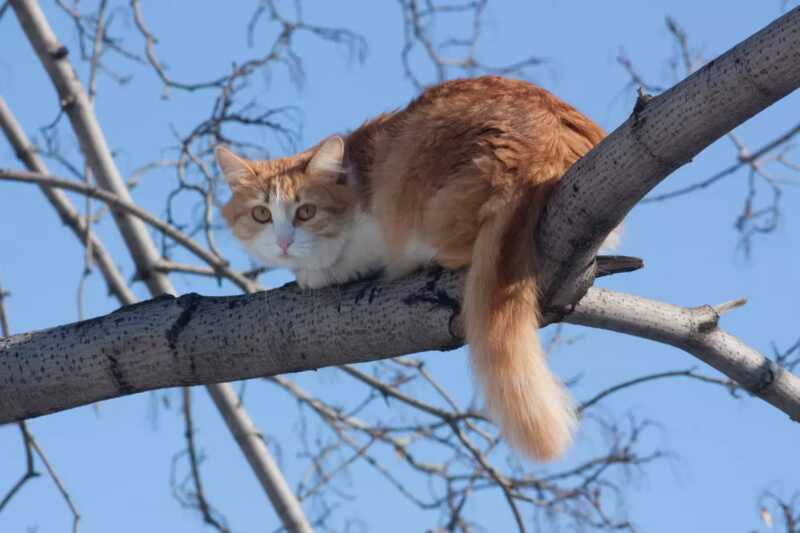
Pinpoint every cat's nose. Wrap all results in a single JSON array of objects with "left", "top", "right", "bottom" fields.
[{"left": 277, "top": 238, "right": 293, "bottom": 254}]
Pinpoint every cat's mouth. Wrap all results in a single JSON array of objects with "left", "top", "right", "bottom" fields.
[
  {"left": 277, "top": 248, "right": 303, "bottom": 261},
  {"left": 279, "top": 246, "right": 303, "bottom": 259}
]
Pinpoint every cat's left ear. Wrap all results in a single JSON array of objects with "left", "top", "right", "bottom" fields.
[
  {"left": 215, "top": 145, "right": 256, "bottom": 189},
  {"left": 307, "top": 136, "right": 345, "bottom": 176}
]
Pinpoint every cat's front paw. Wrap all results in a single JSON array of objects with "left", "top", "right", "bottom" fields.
[{"left": 295, "top": 269, "right": 332, "bottom": 290}]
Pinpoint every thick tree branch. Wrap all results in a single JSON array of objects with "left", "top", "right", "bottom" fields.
[
  {"left": 0, "top": 268, "right": 460, "bottom": 421},
  {"left": 2, "top": 276, "right": 799, "bottom": 423}
]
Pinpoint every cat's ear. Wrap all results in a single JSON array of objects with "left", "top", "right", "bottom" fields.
[
  {"left": 215, "top": 146, "right": 256, "bottom": 189},
  {"left": 307, "top": 136, "right": 345, "bottom": 175}
]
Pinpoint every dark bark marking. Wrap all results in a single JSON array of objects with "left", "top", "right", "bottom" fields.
[
  {"left": 166, "top": 293, "right": 201, "bottom": 360},
  {"left": 749, "top": 359, "right": 780, "bottom": 395},
  {"left": 631, "top": 87, "right": 653, "bottom": 123},
  {"left": 403, "top": 268, "right": 462, "bottom": 342},
  {"left": 227, "top": 299, "right": 245, "bottom": 310},
  {"left": 367, "top": 286, "right": 381, "bottom": 303},
  {"left": 105, "top": 352, "right": 134, "bottom": 394},
  {"left": 49, "top": 45, "right": 69, "bottom": 60}
]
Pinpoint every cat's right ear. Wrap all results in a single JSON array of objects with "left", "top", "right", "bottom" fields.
[
  {"left": 307, "top": 136, "right": 345, "bottom": 175},
  {"left": 215, "top": 146, "right": 255, "bottom": 189}
]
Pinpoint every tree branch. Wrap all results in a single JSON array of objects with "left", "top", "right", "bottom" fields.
[
  {"left": 565, "top": 289, "right": 800, "bottom": 419},
  {"left": 2, "top": 277, "right": 798, "bottom": 423},
  {"left": 0, "top": 421, "right": 38, "bottom": 514}
]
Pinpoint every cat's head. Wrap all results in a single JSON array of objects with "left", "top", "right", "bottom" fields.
[{"left": 216, "top": 136, "right": 357, "bottom": 271}]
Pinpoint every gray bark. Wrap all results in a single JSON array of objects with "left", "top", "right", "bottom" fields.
[{"left": 2, "top": 272, "right": 800, "bottom": 423}]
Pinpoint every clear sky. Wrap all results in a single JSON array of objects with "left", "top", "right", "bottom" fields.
[{"left": 1, "top": 1, "right": 799, "bottom": 532}]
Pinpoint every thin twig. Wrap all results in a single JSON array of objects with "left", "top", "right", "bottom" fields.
[
  {"left": 180, "top": 388, "right": 231, "bottom": 533},
  {"left": 0, "top": 170, "right": 257, "bottom": 292},
  {"left": 29, "top": 436, "right": 81, "bottom": 533},
  {"left": 579, "top": 368, "right": 732, "bottom": 412},
  {"left": 0, "top": 421, "right": 38, "bottom": 513}
]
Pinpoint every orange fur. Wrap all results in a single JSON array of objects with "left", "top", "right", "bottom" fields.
[
  {"left": 465, "top": 183, "right": 576, "bottom": 459},
  {"left": 218, "top": 76, "right": 606, "bottom": 460}
]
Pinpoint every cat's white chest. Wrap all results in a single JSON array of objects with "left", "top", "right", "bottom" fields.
[
  {"left": 344, "top": 212, "right": 438, "bottom": 281},
  {"left": 339, "top": 212, "right": 390, "bottom": 273},
  {"left": 293, "top": 211, "right": 439, "bottom": 288}
]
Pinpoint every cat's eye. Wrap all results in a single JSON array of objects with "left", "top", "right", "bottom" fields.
[
  {"left": 295, "top": 204, "right": 317, "bottom": 222},
  {"left": 251, "top": 205, "right": 272, "bottom": 224}
]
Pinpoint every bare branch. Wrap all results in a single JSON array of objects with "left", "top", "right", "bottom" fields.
[
  {"left": 0, "top": 97, "right": 135, "bottom": 305},
  {"left": 178, "top": 388, "right": 231, "bottom": 533},
  {"left": 30, "top": 435, "right": 81, "bottom": 533},
  {"left": 579, "top": 368, "right": 733, "bottom": 413},
  {"left": 618, "top": 16, "right": 800, "bottom": 253},
  {"left": 565, "top": 288, "right": 800, "bottom": 421},
  {"left": 8, "top": 2, "right": 313, "bottom": 530},
  {"left": 397, "top": 0, "right": 546, "bottom": 89},
  {"left": 54, "top": 0, "right": 140, "bottom": 84},
  {"left": 643, "top": 120, "right": 800, "bottom": 202},
  {"left": 0, "top": 169, "right": 258, "bottom": 293},
  {"left": 131, "top": 0, "right": 365, "bottom": 96},
  {"left": 0, "top": 421, "right": 38, "bottom": 514}
]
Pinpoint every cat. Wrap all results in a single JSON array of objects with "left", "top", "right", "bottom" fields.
[{"left": 216, "top": 76, "right": 610, "bottom": 461}]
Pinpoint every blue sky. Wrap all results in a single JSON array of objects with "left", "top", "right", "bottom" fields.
[{"left": 1, "top": 2, "right": 799, "bottom": 532}]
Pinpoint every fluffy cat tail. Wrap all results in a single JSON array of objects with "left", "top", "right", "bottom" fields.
[{"left": 464, "top": 185, "right": 576, "bottom": 461}]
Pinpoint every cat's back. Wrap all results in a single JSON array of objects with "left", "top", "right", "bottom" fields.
[
  {"left": 408, "top": 76, "right": 553, "bottom": 117},
  {"left": 375, "top": 76, "right": 603, "bottom": 186},
  {"left": 407, "top": 76, "right": 599, "bottom": 138}
]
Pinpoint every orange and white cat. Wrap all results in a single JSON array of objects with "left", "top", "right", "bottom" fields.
[{"left": 216, "top": 76, "right": 609, "bottom": 461}]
